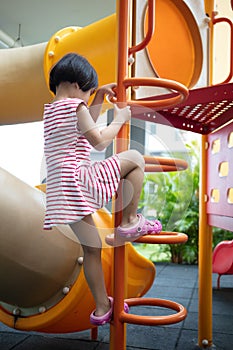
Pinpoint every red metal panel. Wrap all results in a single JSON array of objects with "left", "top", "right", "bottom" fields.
[{"left": 132, "top": 83, "right": 233, "bottom": 134}]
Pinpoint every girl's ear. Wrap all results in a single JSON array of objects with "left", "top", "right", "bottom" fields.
[{"left": 74, "top": 82, "right": 80, "bottom": 90}]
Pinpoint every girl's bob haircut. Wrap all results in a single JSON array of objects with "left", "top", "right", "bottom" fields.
[{"left": 49, "top": 53, "right": 98, "bottom": 94}]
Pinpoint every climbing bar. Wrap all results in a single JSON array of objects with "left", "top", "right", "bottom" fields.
[
  {"left": 120, "top": 298, "right": 187, "bottom": 326},
  {"left": 135, "top": 231, "right": 188, "bottom": 244},
  {"left": 110, "top": 77, "right": 189, "bottom": 110},
  {"left": 144, "top": 156, "right": 188, "bottom": 172},
  {"left": 212, "top": 12, "right": 233, "bottom": 84},
  {"left": 124, "top": 78, "right": 189, "bottom": 108},
  {"left": 105, "top": 231, "right": 188, "bottom": 246},
  {"left": 129, "top": 0, "right": 155, "bottom": 55}
]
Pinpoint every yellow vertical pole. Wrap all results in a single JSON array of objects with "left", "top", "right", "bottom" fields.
[
  {"left": 204, "top": 0, "right": 215, "bottom": 17},
  {"left": 208, "top": 11, "right": 214, "bottom": 86},
  {"left": 198, "top": 135, "right": 213, "bottom": 347},
  {"left": 198, "top": 1, "right": 215, "bottom": 348}
]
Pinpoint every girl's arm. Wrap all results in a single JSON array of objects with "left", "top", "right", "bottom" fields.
[
  {"left": 77, "top": 103, "right": 131, "bottom": 151},
  {"left": 89, "top": 83, "right": 117, "bottom": 122}
]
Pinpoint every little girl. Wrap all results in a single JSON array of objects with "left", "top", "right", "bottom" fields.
[{"left": 43, "top": 53, "right": 162, "bottom": 326}]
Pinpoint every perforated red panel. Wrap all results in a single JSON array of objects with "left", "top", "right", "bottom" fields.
[
  {"left": 132, "top": 83, "right": 233, "bottom": 134},
  {"left": 131, "top": 82, "right": 233, "bottom": 231},
  {"left": 207, "top": 121, "right": 233, "bottom": 231}
]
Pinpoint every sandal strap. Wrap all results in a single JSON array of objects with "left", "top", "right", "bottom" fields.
[
  {"left": 135, "top": 214, "right": 146, "bottom": 233},
  {"left": 116, "top": 214, "right": 162, "bottom": 238},
  {"left": 137, "top": 214, "right": 161, "bottom": 233}
]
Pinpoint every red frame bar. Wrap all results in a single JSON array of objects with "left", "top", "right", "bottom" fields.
[
  {"left": 212, "top": 12, "right": 233, "bottom": 84},
  {"left": 129, "top": 0, "right": 155, "bottom": 55}
]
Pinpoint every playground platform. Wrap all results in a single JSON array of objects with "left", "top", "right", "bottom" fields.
[{"left": 0, "top": 262, "right": 232, "bottom": 350}]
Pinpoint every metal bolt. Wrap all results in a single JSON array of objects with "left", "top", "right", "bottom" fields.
[
  {"left": 128, "top": 56, "right": 135, "bottom": 65},
  {"left": 202, "top": 339, "right": 209, "bottom": 348},
  {"left": 63, "top": 286, "right": 70, "bottom": 295},
  {"left": 38, "top": 306, "right": 46, "bottom": 313},
  {"left": 77, "top": 256, "right": 84, "bottom": 265},
  {"left": 48, "top": 51, "right": 54, "bottom": 57},
  {"left": 13, "top": 308, "right": 21, "bottom": 316}
]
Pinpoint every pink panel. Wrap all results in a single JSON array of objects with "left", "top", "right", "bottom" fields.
[{"left": 207, "top": 121, "right": 233, "bottom": 227}]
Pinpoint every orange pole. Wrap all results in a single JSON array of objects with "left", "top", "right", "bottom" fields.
[
  {"left": 109, "top": 2, "right": 188, "bottom": 349},
  {"left": 110, "top": 1, "right": 130, "bottom": 349}
]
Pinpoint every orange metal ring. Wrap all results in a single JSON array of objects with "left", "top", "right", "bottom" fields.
[
  {"left": 135, "top": 231, "right": 188, "bottom": 244},
  {"left": 105, "top": 231, "right": 188, "bottom": 246},
  {"left": 109, "top": 77, "right": 189, "bottom": 109},
  {"left": 125, "top": 77, "right": 189, "bottom": 108},
  {"left": 144, "top": 156, "right": 188, "bottom": 172},
  {"left": 120, "top": 297, "right": 187, "bottom": 325}
]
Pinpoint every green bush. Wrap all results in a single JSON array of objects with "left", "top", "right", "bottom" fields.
[{"left": 137, "top": 139, "right": 232, "bottom": 264}]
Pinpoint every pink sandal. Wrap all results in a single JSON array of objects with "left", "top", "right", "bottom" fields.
[
  {"left": 117, "top": 213, "right": 162, "bottom": 240},
  {"left": 90, "top": 296, "right": 129, "bottom": 326}
]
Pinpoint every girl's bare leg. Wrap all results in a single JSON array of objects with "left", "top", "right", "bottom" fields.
[
  {"left": 118, "top": 150, "right": 145, "bottom": 227},
  {"left": 70, "top": 215, "right": 110, "bottom": 316},
  {"left": 69, "top": 150, "right": 144, "bottom": 314}
]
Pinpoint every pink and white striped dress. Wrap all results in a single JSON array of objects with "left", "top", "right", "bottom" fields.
[{"left": 43, "top": 98, "right": 121, "bottom": 230}]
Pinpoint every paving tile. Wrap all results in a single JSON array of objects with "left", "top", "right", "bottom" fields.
[
  {"left": 153, "top": 277, "right": 197, "bottom": 289},
  {"left": 183, "top": 311, "right": 198, "bottom": 331},
  {"left": 52, "top": 325, "right": 109, "bottom": 342},
  {"left": 125, "top": 324, "right": 180, "bottom": 350},
  {"left": 211, "top": 332, "right": 233, "bottom": 350},
  {"left": 213, "top": 314, "right": 233, "bottom": 334},
  {"left": 176, "top": 329, "right": 199, "bottom": 350},
  {"left": 95, "top": 342, "right": 110, "bottom": 349},
  {"left": 146, "top": 285, "right": 194, "bottom": 299},
  {"left": 0, "top": 332, "right": 29, "bottom": 350},
  {"left": 0, "top": 264, "right": 232, "bottom": 350},
  {"left": 212, "top": 274, "right": 233, "bottom": 289},
  {"left": 10, "top": 334, "right": 98, "bottom": 350}
]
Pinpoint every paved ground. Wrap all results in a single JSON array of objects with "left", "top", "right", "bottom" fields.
[{"left": 0, "top": 263, "right": 233, "bottom": 350}]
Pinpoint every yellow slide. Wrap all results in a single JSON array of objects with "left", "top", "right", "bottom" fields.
[
  {"left": 0, "top": 167, "right": 154, "bottom": 333},
  {"left": 0, "top": 0, "right": 203, "bottom": 333}
]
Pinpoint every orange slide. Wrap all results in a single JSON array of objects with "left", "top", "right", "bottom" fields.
[{"left": 0, "top": 0, "right": 204, "bottom": 333}]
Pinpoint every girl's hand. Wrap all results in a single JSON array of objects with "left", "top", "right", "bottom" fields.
[
  {"left": 114, "top": 104, "right": 131, "bottom": 123},
  {"left": 90, "top": 83, "right": 117, "bottom": 121},
  {"left": 96, "top": 83, "right": 117, "bottom": 98}
]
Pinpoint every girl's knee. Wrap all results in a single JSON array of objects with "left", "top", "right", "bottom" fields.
[
  {"left": 119, "top": 149, "right": 145, "bottom": 167},
  {"left": 118, "top": 150, "right": 145, "bottom": 177},
  {"left": 129, "top": 150, "right": 145, "bottom": 168}
]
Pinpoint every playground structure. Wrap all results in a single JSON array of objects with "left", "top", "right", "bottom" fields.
[
  {"left": 0, "top": 0, "right": 232, "bottom": 349},
  {"left": 212, "top": 240, "right": 233, "bottom": 289}
]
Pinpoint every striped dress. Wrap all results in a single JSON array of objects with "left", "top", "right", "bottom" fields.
[{"left": 43, "top": 98, "right": 121, "bottom": 230}]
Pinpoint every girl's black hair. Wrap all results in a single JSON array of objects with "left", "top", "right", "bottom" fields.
[{"left": 49, "top": 53, "right": 98, "bottom": 94}]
